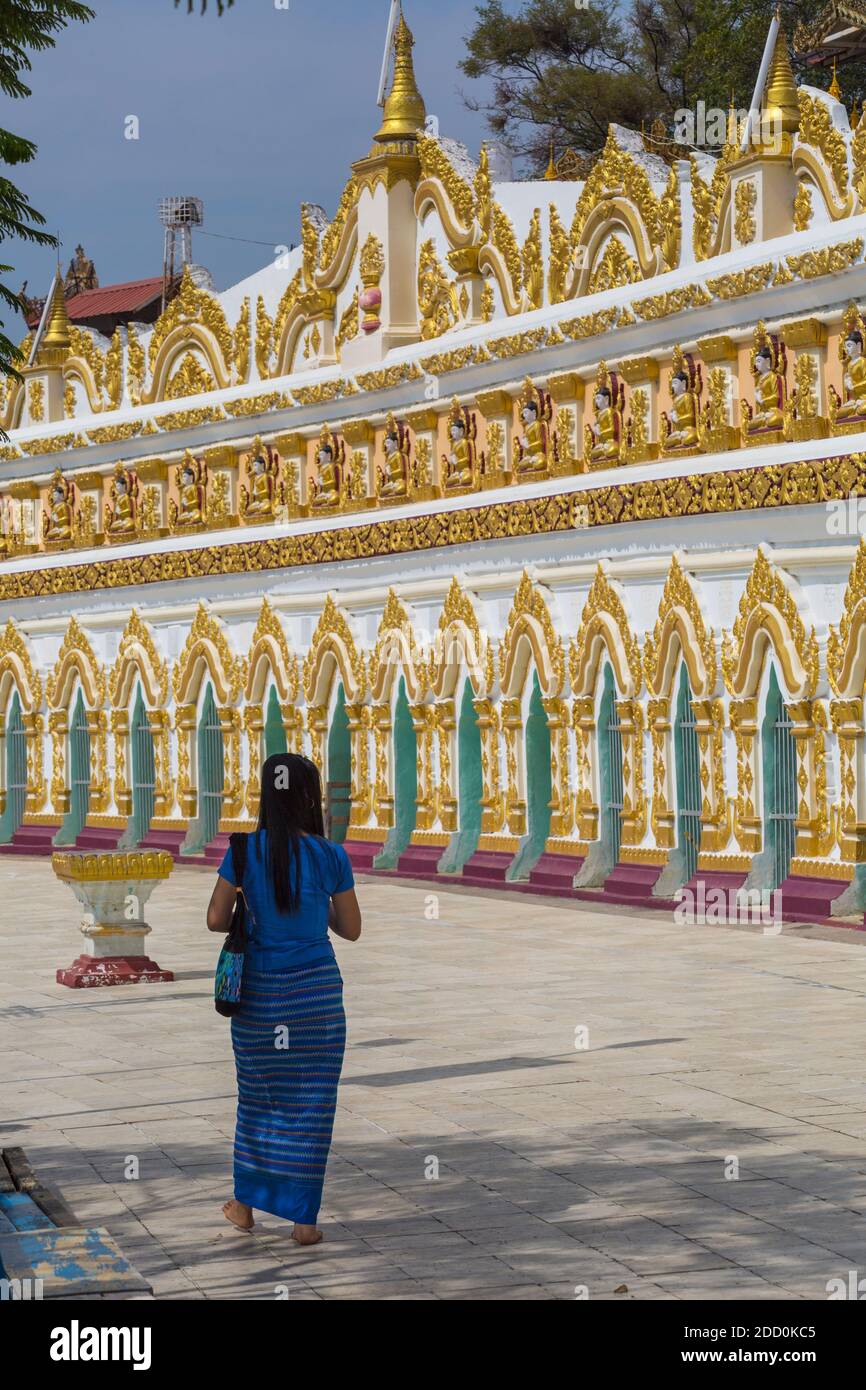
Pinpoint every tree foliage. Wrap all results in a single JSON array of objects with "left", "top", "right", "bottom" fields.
[
  {"left": 461, "top": 0, "right": 866, "bottom": 171},
  {"left": 0, "top": 0, "right": 93, "bottom": 382}
]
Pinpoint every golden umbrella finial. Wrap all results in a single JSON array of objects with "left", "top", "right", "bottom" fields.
[
  {"left": 829, "top": 58, "right": 842, "bottom": 101},
  {"left": 544, "top": 139, "right": 557, "bottom": 180}
]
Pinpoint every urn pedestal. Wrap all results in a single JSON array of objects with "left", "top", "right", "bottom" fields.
[{"left": 52, "top": 850, "right": 175, "bottom": 988}]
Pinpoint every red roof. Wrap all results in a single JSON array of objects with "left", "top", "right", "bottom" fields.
[{"left": 66, "top": 276, "right": 164, "bottom": 320}]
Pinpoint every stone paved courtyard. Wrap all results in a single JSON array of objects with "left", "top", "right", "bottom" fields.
[{"left": 2, "top": 858, "right": 866, "bottom": 1301}]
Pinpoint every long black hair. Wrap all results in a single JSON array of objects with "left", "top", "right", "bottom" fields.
[{"left": 257, "top": 753, "right": 328, "bottom": 914}]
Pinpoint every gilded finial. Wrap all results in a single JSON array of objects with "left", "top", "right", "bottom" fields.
[
  {"left": 38, "top": 273, "right": 72, "bottom": 363},
  {"left": 761, "top": 24, "right": 800, "bottom": 138},
  {"left": 544, "top": 139, "right": 556, "bottom": 180},
  {"left": 374, "top": 7, "right": 426, "bottom": 143},
  {"left": 829, "top": 59, "right": 841, "bottom": 101}
]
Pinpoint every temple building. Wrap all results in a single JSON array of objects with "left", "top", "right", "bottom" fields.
[{"left": 2, "top": 10, "right": 866, "bottom": 926}]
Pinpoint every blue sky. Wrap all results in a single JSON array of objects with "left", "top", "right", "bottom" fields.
[{"left": 2, "top": 0, "right": 491, "bottom": 321}]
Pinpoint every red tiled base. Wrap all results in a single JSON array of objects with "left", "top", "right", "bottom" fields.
[
  {"left": 775, "top": 874, "right": 851, "bottom": 921},
  {"left": 0, "top": 824, "right": 59, "bottom": 856},
  {"left": 57, "top": 955, "right": 175, "bottom": 988},
  {"left": 138, "top": 830, "right": 188, "bottom": 855}
]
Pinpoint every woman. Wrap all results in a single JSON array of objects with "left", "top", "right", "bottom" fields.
[{"left": 206, "top": 753, "right": 362, "bottom": 1246}]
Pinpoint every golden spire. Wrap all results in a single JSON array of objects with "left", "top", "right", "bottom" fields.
[
  {"left": 829, "top": 59, "right": 841, "bottom": 101},
  {"left": 761, "top": 24, "right": 800, "bottom": 138},
  {"left": 374, "top": 8, "right": 426, "bottom": 143},
  {"left": 727, "top": 94, "right": 738, "bottom": 146},
  {"left": 39, "top": 273, "right": 71, "bottom": 360},
  {"left": 544, "top": 139, "right": 557, "bottom": 180}
]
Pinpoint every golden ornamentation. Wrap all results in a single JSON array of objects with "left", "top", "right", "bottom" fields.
[
  {"left": 418, "top": 238, "right": 458, "bottom": 340},
  {"left": 722, "top": 549, "right": 819, "bottom": 699},
  {"left": 223, "top": 392, "right": 292, "bottom": 418},
  {"left": 172, "top": 602, "right": 245, "bottom": 706},
  {"left": 164, "top": 351, "right": 216, "bottom": 401},
  {"left": 169, "top": 451, "right": 209, "bottom": 531},
  {"left": 255, "top": 295, "right": 274, "bottom": 379},
  {"left": 786, "top": 238, "right": 863, "bottom": 280},
  {"left": 547, "top": 205, "right": 571, "bottom": 305},
  {"left": 741, "top": 321, "right": 787, "bottom": 444},
  {"left": 829, "top": 300, "right": 866, "bottom": 432},
  {"left": 47, "top": 616, "right": 106, "bottom": 709},
  {"left": 706, "top": 263, "right": 775, "bottom": 300},
  {"left": 570, "top": 563, "right": 642, "bottom": 698},
  {"left": 336, "top": 291, "right": 359, "bottom": 357},
  {"left": 310, "top": 422, "right": 347, "bottom": 512},
  {"left": 522, "top": 209, "right": 544, "bottom": 310},
  {"left": 828, "top": 538, "right": 866, "bottom": 696},
  {"left": 369, "top": 589, "right": 428, "bottom": 702},
  {"left": 584, "top": 361, "right": 625, "bottom": 470},
  {"left": 570, "top": 128, "right": 676, "bottom": 268},
  {"left": 797, "top": 89, "right": 849, "bottom": 200},
  {"left": 513, "top": 377, "right": 555, "bottom": 477},
  {"left": 319, "top": 176, "right": 359, "bottom": 273},
  {"left": 699, "top": 367, "right": 739, "bottom": 453},
  {"left": 302, "top": 595, "right": 366, "bottom": 703},
  {"left": 7, "top": 451, "right": 866, "bottom": 601},
  {"left": 429, "top": 577, "right": 493, "bottom": 697},
  {"left": 240, "top": 436, "right": 283, "bottom": 522},
  {"left": 42, "top": 469, "right": 75, "bottom": 546},
  {"left": 27, "top": 381, "right": 44, "bottom": 422},
  {"left": 499, "top": 571, "right": 565, "bottom": 696},
  {"left": 660, "top": 346, "right": 702, "bottom": 457},
  {"left": 108, "top": 609, "right": 169, "bottom": 709},
  {"left": 104, "top": 463, "right": 140, "bottom": 540},
  {"left": 632, "top": 284, "right": 712, "bottom": 321},
  {"left": 246, "top": 596, "right": 299, "bottom": 704},
  {"left": 794, "top": 180, "right": 813, "bottom": 231},
  {"left": 644, "top": 555, "right": 717, "bottom": 697},
  {"left": 417, "top": 134, "right": 475, "bottom": 228},
  {"left": 149, "top": 264, "right": 232, "bottom": 378},
  {"left": 589, "top": 236, "right": 641, "bottom": 294},
  {"left": 734, "top": 179, "right": 757, "bottom": 244},
  {"left": 87, "top": 422, "right": 143, "bottom": 444},
  {"left": 233, "top": 298, "right": 250, "bottom": 382}
]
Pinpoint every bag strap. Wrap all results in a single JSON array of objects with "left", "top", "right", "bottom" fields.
[{"left": 229, "top": 831, "right": 248, "bottom": 887}]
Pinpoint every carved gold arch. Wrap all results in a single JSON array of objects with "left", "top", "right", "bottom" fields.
[
  {"left": 245, "top": 598, "right": 300, "bottom": 704},
  {"left": 315, "top": 182, "right": 360, "bottom": 291},
  {"left": 572, "top": 203, "right": 661, "bottom": 298},
  {"left": 415, "top": 135, "right": 477, "bottom": 246},
  {"left": 145, "top": 327, "right": 229, "bottom": 404},
  {"left": 172, "top": 603, "right": 245, "bottom": 707},
  {"left": 499, "top": 571, "right": 566, "bottom": 699},
  {"left": 791, "top": 156, "right": 854, "bottom": 225},
  {"left": 828, "top": 539, "right": 866, "bottom": 697},
  {"left": 0, "top": 619, "right": 42, "bottom": 713},
  {"left": 302, "top": 595, "right": 366, "bottom": 706},
  {"left": 644, "top": 556, "right": 717, "bottom": 699},
  {"left": 369, "top": 590, "right": 428, "bottom": 704},
  {"left": 721, "top": 550, "right": 819, "bottom": 699},
  {"left": 428, "top": 577, "right": 494, "bottom": 699},
  {"left": 63, "top": 359, "right": 104, "bottom": 415},
  {"left": 108, "top": 610, "right": 169, "bottom": 710},
  {"left": 569, "top": 564, "right": 642, "bottom": 699},
  {"left": 46, "top": 616, "right": 106, "bottom": 710}
]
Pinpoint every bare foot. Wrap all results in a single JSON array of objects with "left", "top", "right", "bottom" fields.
[
  {"left": 292, "top": 1223, "right": 323, "bottom": 1246},
  {"left": 222, "top": 1199, "right": 254, "bottom": 1232}
]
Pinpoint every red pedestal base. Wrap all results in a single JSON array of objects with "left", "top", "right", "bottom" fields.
[{"left": 56, "top": 954, "right": 175, "bottom": 988}]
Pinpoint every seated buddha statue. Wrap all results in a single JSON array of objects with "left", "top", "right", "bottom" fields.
[
  {"left": 171, "top": 452, "right": 207, "bottom": 529},
  {"left": 105, "top": 464, "right": 138, "bottom": 539},
  {"left": 660, "top": 350, "right": 702, "bottom": 456},
  {"left": 310, "top": 424, "right": 345, "bottom": 511},
  {"left": 378, "top": 414, "right": 410, "bottom": 501},
  {"left": 832, "top": 312, "right": 866, "bottom": 425},
  {"left": 513, "top": 378, "right": 553, "bottom": 476},
  {"left": 442, "top": 399, "right": 477, "bottom": 491},
  {"left": 240, "top": 437, "right": 281, "bottom": 521},
  {"left": 741, "top": 326, "right": 786, "bottom": 442},
  {"left": 584, "top": 364, "right": 624, "bottom": 468},
  {"left": 43, "top": 469, "right": 74, "bottom": 544}
]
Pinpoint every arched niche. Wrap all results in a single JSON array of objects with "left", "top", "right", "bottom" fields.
[
  {"left": 570, "top": 563, "right": 642, "bottom": 701},
  {"left": 499, "top": 571, "right": 565, "bottom": 700},
  {"left": 644, "top": 555, "right": 718, "bottom": 700},
  {"left": 722, "top": 549, "right": 818, "bottom": 701},
  {"left": 428, "top": 577, "right": 493, "bottom": 701},
  {"left": 369, "top": 589, "right": 428, "bottom": 704}
]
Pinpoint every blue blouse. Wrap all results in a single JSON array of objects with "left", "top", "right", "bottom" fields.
[{"left": 218, "top": 830, "right": 355, "bottom": 971}]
